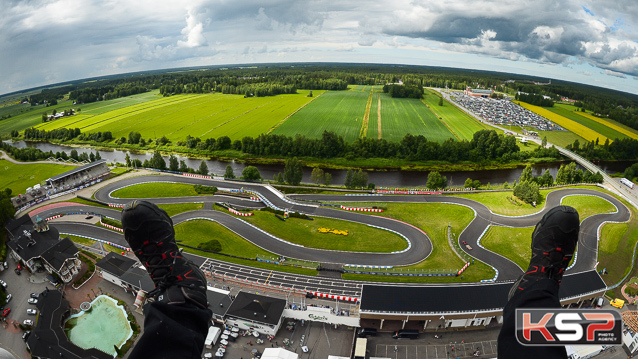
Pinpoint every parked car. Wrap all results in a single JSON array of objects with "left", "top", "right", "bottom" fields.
[
  {"left": 6, "top": 294, "right": 12, "bottom": 303},
  {"left": 30, "top": 293, "right": 39, "bottom": 299},
  {"left": 28, "top": 298, "right": 38, "bottom": 305},
  {"left": 0, "top": 280, "right": 6, "bottom": 288},
  {"left": 2, "top": 308, "right": 10, "bottom": 317},
  {"left": 22, "top": 331, "right": 30, "bottom": 342},
  {"left": 23, "top": 319, "right": 33, "bottom": 326},
  {"left": 27, "top": 309, "right": 37, "bottom": 315},
  {"left": 2, "top": 262, "right": 7, "bottom": 269}
]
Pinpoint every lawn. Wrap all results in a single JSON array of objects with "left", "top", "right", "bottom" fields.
[
  {"left": 573, "top": 110, "right": 638, "bottom": 140},
  {"left": 599, "top": 199, "right": 638, "bottom": 292},
  {"left": 560, "top": 195, "right": 616, "bottom": 220},
  {"left": 158, "top": 203, "right": 204, "bottom": 217},
  {"left": 422, "top": 89, "right": 489, "bottom": 141},
  {"left": 537, "top": 130, "right": 587, "bottom": 148},
  {"left": 111, "top": 182, "right": 209, "bottom": 198},
  {"left": 66, "top": 235, "right": 97, "bottom": 247},
  {"left": 453, "top": 190, "right": 548, "bottom": 216},
  {"left": 274, "top": 90, "right": 369, "bottom": 142},
  {"left": 369, "top": 93, "right": 456, "bottom": 142},
  {"left": 0, "top": 160, "right": 75, "bottom": 195},
  {"left": 548, "top": 104, "right": 627, "bottom": 141},
  {"left": 516, "top": 101, "right": 610, "bottom": 144},
  {"left": 174, "top": 219, "right": 316, "bottom": 276},
  {"left": 341, "top": 202, "right": 495, "bottom": 282},
  {"left": 241, "top": 210, "right": 407, "bottom": 252},
  {"left": 481, "top": 226, "right": 534, "bottom": 270}
]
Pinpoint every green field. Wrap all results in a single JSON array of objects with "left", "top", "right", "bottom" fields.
[
  {"left": 548, "top": 104, "right": 627, "bottom": 141},
  {"left": 36, "top": 91, "right": 320, "bottom": 142},
  {"left": 538, "top": 130, "right": 587, "bottom": 148},
  {"left": 454, "top": 190, "right": 548, "bottom": 216},
  {"left": 422, "top": 89, "right": 489, "bottom": 140},
  {"left": 0, "top": 159, "right": 75, "bottom": 194},
  {"left": 111, "top": 182, "right": 210, "bottom": 198},
  {"left": 560, "top": 195, "right": 616, "bottom": 220},
  {"left": 368, "top": 93, "right": 456, "bottom": 142},
  {"left": 241, "top": 210, "right": 407, "bottom": 252},
  {"left": 274, "top": 90, "right": 369, "bottom": 142},
  {"left": 0, "top": 91, "right": 162, "bottom": 134},
  {"left": 482, "top": 226, "right": 534, "bottom": 270}
]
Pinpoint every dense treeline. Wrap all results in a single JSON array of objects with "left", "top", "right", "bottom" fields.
[
  {"left": 0, "top": 141, "right": 100, "bottom": 163},
  {"left": 382, "top": 84, "right": 423, "bottom": 99},
  {"left": 25, "top": 86, "right": 72, "bottom": 106},
  {"left": 566, "top": 137, "right": 638, "bottom": 160},
  {"left": 514, "top": 93, "right": 554, "bottom": 107},
  {"left": 23, "top": 127, "right": 81, "bottom": 141},
  {"left": 69, "top": 83, "right": 148, "bottom": 103}
]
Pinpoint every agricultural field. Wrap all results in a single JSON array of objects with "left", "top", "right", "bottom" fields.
[
  {"left": 274, "top": 90, "right": 369, "bottom": 142},
  {"left": 573, "top": 109, "right": 638, "bottom": 140},
  {"left": 422, "top": 89, "right": 489, "bottom": 140},
  {"left": 0, "top": 160, "right": 75, "bottom": 195},
  {"left": 537, "top": 130, "right": 587, "bottom": 148},
  {"left": 37, "top": 90, "right": 320, "bottom": 141},
  {"left": 516, "top": 101, "right": 610, "bottom": 144},
  {"left": 547, "top": 104, "right": 628, "bottom": 141},
  {"left": 0, "top": 90, "right": 162, "bottom": 134}
]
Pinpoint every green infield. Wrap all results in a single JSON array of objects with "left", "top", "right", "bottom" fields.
[
  {"left": 0, "top": 160, "right": 75, "bottom": 195},
  {"left": 174, "top": 219, "right": 316, "bottom": 276},
  {"left": 38, "top": 91, "right": 320, "bottom": 142},
  {"left": 340, "top": 202, "right": 495, "bottom": 282},
  {"left": 560, "top": 195, "right": 616, "bottom": 220},
  {"left": 367, "top": 93, "right": 456, "bottom": 142},
  {"left": 599, "top": 199, "right": 638, "bottom": 291},
  {"left": 158, "top": 203, "right": 204, "bottom": 217},
  {"left": 66, "top": 235, "right": 97, "bottom": 247},
  {"left": 240, "top": 210, "right": 407, "bottom": 252},
  {"left": 481, "top": 226, "right": 534, "bottom": 270},
  {"left": 453, "top": 190, "right": 548, "bottom": 216},
  {"left": 548, "top": 104, "right": 628, "bottom": 141},
  {"left": 274, "top": 90, "right": 368, "bottom": 142},
  {"left": 111, "top": 182, "right": 209, "bottom": 198},
  {"left": 422, "top": 89, "right": 489, "bottom": 140}
]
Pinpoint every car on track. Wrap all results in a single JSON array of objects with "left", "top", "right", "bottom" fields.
[
  {"left": 2, "top": 308, "right": 10, "bottom": 317},
  {"left": 28, "top": 298, "right": 38, "bottom": 304},
  {"left": 27, "top": 309, "right": 37, "bottom": 315},
  {"left": 23, "top": 319, "right": 33, "bottom": 326},
  {"left": 85, "top": 215, "right": 93, "bottom": 220},
  {"left": 462, "top": 241, "right": 472, "bottom": 250}
]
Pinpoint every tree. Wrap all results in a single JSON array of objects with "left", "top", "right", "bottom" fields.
[
  {"left": 0, "top": 188, "right": 15, "bottom": 228},
  {"left": 224, "top": 165, "right": 235, "bottom": 179},
  {"left": 344, "top": 170, "right": 354, "bottom": 188},
  {"left": 150, "top": 151, "right": 166, "bottom": 170},
  {"left": 178, "top": 160, "right": 189, "bottom": 173},
  {"left": 542, "top": 136, "right": 547, "bottom": 148},
  {"left": 426, "top": 171, "right": 447, "bottom": 189},
  {"left": 242, "top": 166, "right": 262, "bottom": 181},
  {"left": 438, "top": 96, "right": 443, "bottom": 106},
  {"left": 324, "top": 172, "right": 332, "bottom": 186},
  {"left": 41, "top": 112, "right": 47, "bottom": 122},
  {"left": 71, "top": 149, "right": 79, "bottom": 161},
  {"left": 351, "top": 169, "right": 368, "bottom": 188},
  {"left": 518, "top": 164, "right": 533, "bottom": 184},
  {"left": 169, "top": 155, "right": 179, "bottom": 171},
  {"left": 95, "top": 151, "right": 101, "bottom": 160},
  {"left": 284, "top": 157, "right": 303, "bottom": 185},
  {"left": 198, "top": 160, "right": 208, "bottom": 176},
  {"left": 89, "top": 152, "right": 95, "bottom": 162},
  {"left": 310, "top": 168, "right": 325, "bottom": 185},
  {"left": 513, "top": 180, "right": 540, "bottom": 204},
  {"left": 464, "top": 178, "right": 473, "bottom": 188},
  {"left": 277, "top": 172, "right": 284, "bottom": 183},
  {"left": 540, "top": 169, "right": 554, "bottom": 187},
  {"left": 128, "top": 131, "right": 142, "bottom": 144}
]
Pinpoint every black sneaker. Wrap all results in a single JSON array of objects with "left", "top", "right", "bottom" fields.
[
  {"left": 121, "top": 200, "right": 208, "bottom": 309},
  {"left": 508, "top": 205, "right": 580, "bottom": 300}
]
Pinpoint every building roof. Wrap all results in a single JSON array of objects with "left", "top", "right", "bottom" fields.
[
  {"left": 6, "top": 218, "right": 64, "bottom": 263},
  {"left": 206, "top": 287, "right": 233, "bottom": 318},
  {"left": 40, "top": 237, "right": 79, "bottom": 271},
  {"left": 96, "top": 252, "right": 136, "bottom": 277},
  {"left": 28, "top": 288, "right": 112, "bottom": 359},
  {"left": 225, "top": 292, "right": 286, "bottom": 326},
  {"left": 5, "top": 215, "right": 32, "bottom": 236},
  {"left": 468, "top": 88, "right": 493, "bottom": 94},
  {"left": 47, "top": 159, "right": 107, "bottom": 182},
  {"left": 360, "top": 271, "right": 606, "bottom": 314},
  {"left": 120, "top": 266, "right": 155, "bottom": 293}
]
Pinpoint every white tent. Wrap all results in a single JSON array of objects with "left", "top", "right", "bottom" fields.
[{"left": 261, "top": 348, "right": 298, "bottom": 359}]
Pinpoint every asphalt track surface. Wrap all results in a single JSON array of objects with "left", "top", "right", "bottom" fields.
[{"left": 36, "top": 175, "right": 630, "bottom": 290}]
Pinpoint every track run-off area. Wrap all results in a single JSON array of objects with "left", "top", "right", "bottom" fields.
[{"left": 30, "top": 174, "right": 631, "bottom": 299}]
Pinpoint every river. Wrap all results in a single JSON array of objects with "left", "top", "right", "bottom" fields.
[{"left": 4, "top": 141, "right": 634, "bottom": 187}]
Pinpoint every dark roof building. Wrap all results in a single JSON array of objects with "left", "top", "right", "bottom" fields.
[
  {"left": 5, "top": 216, "right": 81, "bottom": 283},
  {"left": 206, "top": 286, "right": 233, "bottom": 323},
  {"left": 225, "top": 292, "right": 286, "bottom": 335},
  {"left": 27, "top": 289, "right": 111, "bottom": 359},
  {"left": 95, "top": 252, "right": 154, "bottom": 304}
]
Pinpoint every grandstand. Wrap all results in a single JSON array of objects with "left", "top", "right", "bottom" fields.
[{"left": 46, "top": 159, "right": 109, "bottom": 192}]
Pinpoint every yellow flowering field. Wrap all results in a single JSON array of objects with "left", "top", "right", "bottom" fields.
[{"left": 573, "top": 111, "right": 638, "bottom": 140}]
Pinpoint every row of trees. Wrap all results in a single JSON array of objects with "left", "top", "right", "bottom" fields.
[
  {"left": 382, "top": 84, "right": 424, "bottom": 99},
  {"left": 514, "top": 92, "right": 554, "bottom": 107}
]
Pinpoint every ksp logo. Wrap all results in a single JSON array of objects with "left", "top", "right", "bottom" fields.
[{"left": 515, "top": 309, "right": 622, "bottom": 345}]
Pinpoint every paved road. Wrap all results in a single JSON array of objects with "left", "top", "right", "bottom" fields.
[{"left": 33, "top": 174, "right": 631, "bottom": 285}]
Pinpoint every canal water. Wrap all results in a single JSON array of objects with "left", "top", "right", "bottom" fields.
[{"left": 5, "top": 141, "right": 634, "bottom": 187}]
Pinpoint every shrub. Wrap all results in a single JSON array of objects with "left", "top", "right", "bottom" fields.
[{"left": 197, "top": 240, "right": 222, "bottom": 252}]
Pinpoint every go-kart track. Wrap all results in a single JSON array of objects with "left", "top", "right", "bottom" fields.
[{"left": 32, "top": 174, "right": 631, "bottom": 301}]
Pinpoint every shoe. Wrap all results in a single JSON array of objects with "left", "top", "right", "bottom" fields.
[
  {"left": 508, "top": 206, "right": 580, "bottom": 300},
  {"left": 121, "top": 200, "right": 208, "bottom": 309}
]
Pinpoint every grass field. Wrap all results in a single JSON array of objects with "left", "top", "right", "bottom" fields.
[
  {"left": 158, "top": 203, "right": 204, "bottom": 217},
  {"left": 36, "top": 91, "right": 320, "bottom": 142},
  {"left": 572, "top": 109, "right": 638, "bottom": 140},
  {"left": 111, "top": 183, "right": 210, "bottom": 198},
  {"left": 454, "top": 190, "right": 548, "bottom": 216},
  {"left": 274, "top": 90, "right": 369, "bottom": 142},
  {"left": 422, "top": 89, "right": 489, "bottom": 140},
  {"left": 241, "top": 210, "right": 407, "bottom": 252},
  {"left": 599, "top": 200, "right": 638, "bottom": 291},
  {"left": 548, "top": 104, "right": 627, "bottom": 141},
  {"left": 538, "top": 129, "right": 587, "bottom": 148},
  {"left": 0, "top": 159, "right": 75, "bottom": 194},
  {"left": 0, "top": 91, "right": 162, "bottom": 134},
  {"left": 516, "top": 101, "right": 610, "bottom": 144},
  {"left": 560, "top": 195, "right": 616, "bottom": 220},
  {"left": 481, "top": 226, "right": 534, "bottom": 270},
  {"left": 174, "top": 219, "right": 316, "bottom": 276}
]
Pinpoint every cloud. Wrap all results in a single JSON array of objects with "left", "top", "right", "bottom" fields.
[{"left": 605, "top": 69, "right": 627, "bottom": 78}]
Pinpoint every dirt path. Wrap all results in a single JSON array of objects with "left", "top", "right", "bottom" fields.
[
  {"left": 377, "top": 94, "right": 382, "bottom": 139},
  {"left": 359, "top": 91, "right": 373, "bottom": 138}
]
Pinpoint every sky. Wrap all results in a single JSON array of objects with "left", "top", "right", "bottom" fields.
[{"left": 1, "top": 0, "right": 637, "bottom": 96}]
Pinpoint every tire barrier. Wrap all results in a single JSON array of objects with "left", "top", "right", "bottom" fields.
[
  {"left": 250, "top": 196, "right": 260, "bottom": 202},
  {"left": 457, "top": 262, "right": 471, "bottom": 276},
  {"left": 374, "top": 190, "right": 443, "bottom": 195},
  {"left": 182, "top": 173, "right": 212, "bottom": 179},
  {"left": 307, "top": 291, "right": 359, "bottom": 303},
  {"left": 99, "top": 220, "right": 124, "bottom": 233},
  {"left": 340, "top": 205, "right": 383, "bottom": 212},
  {"left": 228, "top": 208, "right": 253, "bottom": 216},
  {"left": 45, "top": 214, "right": 62, "bottom": 221},
  {"left": 108, "top": 203, "right": 124, "bottom": 208}
]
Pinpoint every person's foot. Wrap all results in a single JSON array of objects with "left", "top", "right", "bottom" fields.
[
  {"left": 508, "top": 205, "right": 580, "bottom": 300},
  {"left": 121, "top": 200, "right": 208, "bottom": 309}
]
